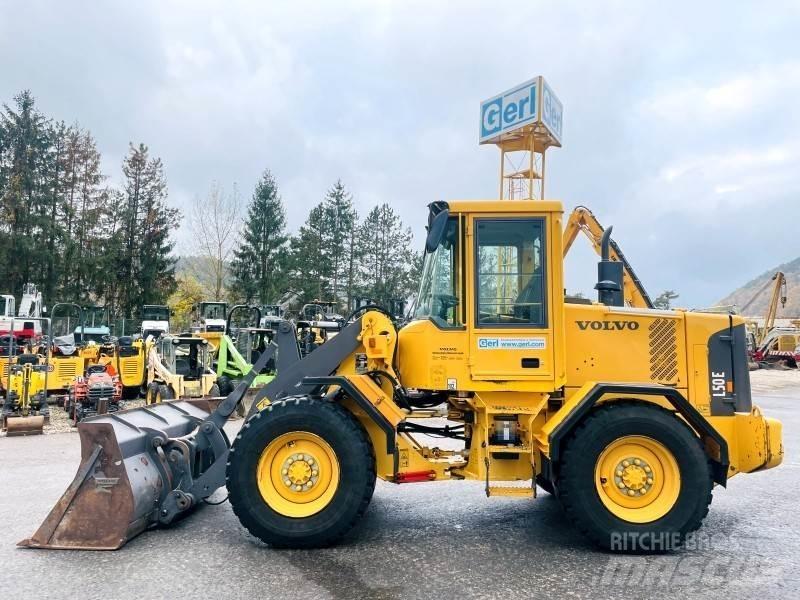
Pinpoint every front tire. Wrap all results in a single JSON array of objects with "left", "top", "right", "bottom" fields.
[
  {"left": 158, "top": 384, "right": 175, "bottom": 402},
  {"left": 558, "top": 402, "right": 713, "bottom": 552},
  {"left": 216, "top": 375, "right": 234, "bottom": 396},
  {"left": 145, "top": 383, "right": 159, "bottom": 405},
  {"left": 227, "top": 396, "right": 376, "bottom": 548}
]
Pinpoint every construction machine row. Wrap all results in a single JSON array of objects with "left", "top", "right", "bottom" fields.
[{"left": 0, "top": 298, "right": 342, "bottom": 434}]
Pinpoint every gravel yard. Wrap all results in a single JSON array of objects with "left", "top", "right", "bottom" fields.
[{"left": 0, "top": 371, "right": 797, "bottom": 599}]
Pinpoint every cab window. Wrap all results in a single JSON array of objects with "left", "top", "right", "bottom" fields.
[
  {"left": 414, "top": 217, "right": 462, "bottom": 327},
  {"left": 475, "top": 218, "right": 546, "bottom": 327}
]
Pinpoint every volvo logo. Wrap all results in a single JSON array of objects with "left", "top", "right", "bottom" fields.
[{"left": 576, "top": 320, "right": 640, "bottom": 331}]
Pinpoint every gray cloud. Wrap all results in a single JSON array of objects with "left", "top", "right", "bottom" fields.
[{"left": 1, "top": 0, "right": 798, "bottom": 306}]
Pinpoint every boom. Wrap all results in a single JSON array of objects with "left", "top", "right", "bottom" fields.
[
  {"left": 740, "top": 272, "right": 787, "bottom": 346},
  {"left": 563, "top": 206, "right": 653, "bottom": 308},
  {"left": 764, "top": 272, "right": 787, "bottom": 340}
]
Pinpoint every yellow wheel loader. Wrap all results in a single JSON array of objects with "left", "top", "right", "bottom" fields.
[
  {"left": 143, "top": 334, "right": 219, "bottom": 403},
  {"left": 22, "top": 201, "right": 782, "bottom": 553}
]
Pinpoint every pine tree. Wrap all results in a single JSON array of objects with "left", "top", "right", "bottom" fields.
[
  {"left": 115, "top": 143, "right": 179, "bottom": 317},
  {"left": 289, "top": 204, "right": 329, "bottom": 302},
  {"left": 356, "top": 203, "right": 417, "bottom": 307},
  {"left": 0, "top": 91, "right": 53, "bottom": 294},
  {"left": 230, "top": 170, "right": 289, "bottom": 304},
  {"left": 320, "top": 180, "right": 357, "bottom": 309}
]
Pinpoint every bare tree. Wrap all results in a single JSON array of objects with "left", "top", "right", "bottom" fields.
[{"left": 187, "top": 182, "right": 240, "bottom": 299}]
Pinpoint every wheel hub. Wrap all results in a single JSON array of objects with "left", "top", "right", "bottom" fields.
[
  {"left": 282, "top": 453, "right": 320, "bottom": 491},
  {"left": 615, "top": 457, "right": 654, "bottom": 496},
  {"left": 256, "top": 431, "right": 341, "bottom": 518}
]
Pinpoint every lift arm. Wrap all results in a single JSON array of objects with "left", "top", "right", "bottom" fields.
[{"left": 563, "top": 206, "right": 654, "bottom": 309}]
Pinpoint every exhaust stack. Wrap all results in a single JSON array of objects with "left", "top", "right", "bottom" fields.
[{"left": 594, "top": 227, "right": 624, "bottom": 307}]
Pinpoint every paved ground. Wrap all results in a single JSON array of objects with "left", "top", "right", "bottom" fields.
[{"left": 1, "top": 371, "right": 798, "bottom": 599}]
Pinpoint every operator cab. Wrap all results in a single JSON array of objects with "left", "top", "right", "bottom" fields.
[
  {"left": 159, "top": 336, "right": 211, "bottom": 380},
  {"left": 235, "top": 328, "right": 274, "bottom": 372},
  {"left": 74, "top": 305, "right": 111, "bottom": 344},
  {"left": 401, "top": 200, "right": 566, "bottom": 390},
  {"left": 141, "top": 304, "right": 170, "bottom": 339},
  {"left": 194, "top": 302, "right": 228, "bottom": 333}
]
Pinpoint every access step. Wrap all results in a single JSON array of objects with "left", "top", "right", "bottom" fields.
[{"left": 486, "top": 484, "right": 534, "bottom": 498}]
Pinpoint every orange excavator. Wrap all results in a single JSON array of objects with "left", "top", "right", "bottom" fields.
[{"left": 562, "top": 206, "right": 654, "bottom": 309}]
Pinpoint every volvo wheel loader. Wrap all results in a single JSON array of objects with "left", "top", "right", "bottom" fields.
[{"left": 21, "top": 201, "right": 783, "bottom": 553}]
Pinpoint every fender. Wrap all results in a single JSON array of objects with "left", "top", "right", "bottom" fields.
[
  {"left": 303, "top": 375, "right": 399, "bottom": 455},
  {"left": 542, "top": 382, "right": 730, "bottom": 485}
]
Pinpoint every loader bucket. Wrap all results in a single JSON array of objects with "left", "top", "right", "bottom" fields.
[
  {"left": 18, "top": 401, "right": 213, "bottom": 550},
  {"left": 4, "top": 415, "right": 45, "bottom": 436}
]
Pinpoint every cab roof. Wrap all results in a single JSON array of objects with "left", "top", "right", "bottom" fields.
[{"left": 444, "top": 199, "right": 564, "bottom": 214}]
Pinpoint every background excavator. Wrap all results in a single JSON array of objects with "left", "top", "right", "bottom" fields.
[
  {"left": 562, "top": 206, "right": 653, "bottom": 309},
  {"left": 738, "top": 272, "right": 799, "bottom": 367}
]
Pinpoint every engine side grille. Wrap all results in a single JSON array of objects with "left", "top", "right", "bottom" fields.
[
  {"left": 122, "top": 362, "right": 140, "bottom": 377},
  {"left": 649, "top": 319, "right": 678, "bottom": 382},
  {"left": 57, "top": 363, "right": 77, "bottom": 379}
]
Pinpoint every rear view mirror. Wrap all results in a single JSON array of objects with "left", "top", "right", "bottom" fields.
[{"left": 425, "top": 209, "right": 449, "bottom": 253}]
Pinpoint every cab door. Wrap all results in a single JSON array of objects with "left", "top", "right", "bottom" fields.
[{"left": 468, "top": 215, "right": 556, "bottom": 382}]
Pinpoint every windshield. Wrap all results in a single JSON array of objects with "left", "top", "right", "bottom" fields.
[
  {"left": 166, "top": 341, "right": 209, "bottom": 379},
  {"left": 414, "top": 217, "right": 461, "bottom": 327},
  {"left": 201, "top": 303, "right": 227, "bottom": 319},
  {"left": 83, "top": 307, "right": 109, "bottom": 327},
  {"left": 0, "top": 297, "right": 7, "bottom": 316},
  {"left": 142, "top": 306, "right": 169, "bottom": 321},
  {"left": 74, "top": 330, "right": 109, "bottom": 344}
]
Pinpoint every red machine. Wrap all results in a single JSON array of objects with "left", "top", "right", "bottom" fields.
[{"left": 65, "top": 363, "right": 123, "bottom": 425}]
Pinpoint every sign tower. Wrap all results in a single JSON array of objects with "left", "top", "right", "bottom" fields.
[{"left": 480, "top": 76, "right": 563, "bottom": 200}]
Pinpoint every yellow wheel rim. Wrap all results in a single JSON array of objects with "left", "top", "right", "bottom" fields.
[
  {"left": 256, "top": 431, "right": 340, "bottom": 518},
  {"left": 594, "top": 435, "right": 680, "bottom": 523}
]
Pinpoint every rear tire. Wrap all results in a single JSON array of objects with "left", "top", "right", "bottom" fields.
[
  {"left": 535, "top": 474, "right": 556, "bottom": 495},
  {"left": 557, "top": 402, "right": 713, "bottom": 553},
  {"left": 227, "top": 396, "right": 376, "bottom": 548}
]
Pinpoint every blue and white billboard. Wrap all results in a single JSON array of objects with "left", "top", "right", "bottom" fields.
[
  {"left": 479, "top": 76, "right": 563, "bottom": 145},
  {"left": 541, "top": 79, "right": 563, "bottom": 144},
  {"left": 480, "top": 77, "right": 538, "bottom": 143}
]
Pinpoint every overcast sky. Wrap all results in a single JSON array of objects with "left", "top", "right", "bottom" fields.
[{"left": 2, "top": 1, "right": 799, "bottom": 306}]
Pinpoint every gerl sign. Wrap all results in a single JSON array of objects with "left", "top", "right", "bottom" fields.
[{"left": 479, "top": 76, "right": 563, "bottom": 146}]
